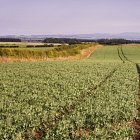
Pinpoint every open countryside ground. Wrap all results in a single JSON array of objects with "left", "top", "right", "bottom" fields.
[{"left": 0, "top": 45, "right": 140, "bottom": 139}]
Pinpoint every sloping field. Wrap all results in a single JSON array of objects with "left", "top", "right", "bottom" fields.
[
  {"left": 0, "top": 43, "right": 96, "bottom": 62},
  {"left": 122, "top": 45, "right": 140, "bottom": 63},
  {"left": 0, "top": 45, "right": 140, "bottom": 139}
]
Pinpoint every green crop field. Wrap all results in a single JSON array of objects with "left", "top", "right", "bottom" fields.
[{"left": 0, "top": 45, "right": 140, "bottom": 139}]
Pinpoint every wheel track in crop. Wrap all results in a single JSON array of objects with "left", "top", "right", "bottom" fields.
[
  {"left": 119, "top": 46, "right": 140, "bottom": 140},
  {"left": 45, "top": 67, "right": 119, "bottom": 129},
  {"left": 120, "top": 46, "right": 136, "bottom": 63},
  {"left": 29, "top": 49, "right": 126, "bottom": 139},
  {"left": 134, "top": 64, "right": 140, "bottom": 140},
  {"left": 23, "top": 47, "right": 127, "bottom": 139},
  {"left": 117, "top": 47, "right": 125, "bottom": 63},
  {"left": 27, "top": 47, "right": 126, "bottom": 139}
]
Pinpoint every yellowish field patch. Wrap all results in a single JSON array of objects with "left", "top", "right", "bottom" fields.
[{"left": 0, "top": 45, "right": 101, "bottom": 63}]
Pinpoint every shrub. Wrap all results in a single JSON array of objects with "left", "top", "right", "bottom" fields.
[{"left": 26, "top": 45, "right": 35, "bottom": 48}]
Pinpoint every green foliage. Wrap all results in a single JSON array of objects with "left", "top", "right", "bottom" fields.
[
  {"left": 43, "top": 38, "right": 81, "bottom": 44},
  {"left": 0, "top": 38, "right": 21, "bottom": 42},
  {"left": 0, "top": 45, "right": 140, "bottom": 139}
]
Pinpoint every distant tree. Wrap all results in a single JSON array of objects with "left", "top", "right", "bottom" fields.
[
  {"left": 43, "top": 38, "right": 140, "bottom": 45},
  {"left": 43, "top": 38, "right": 81, "bottom": 44},
  {"left": 0, "top": 38, "right": 21, "bottom": 42},
  {"left": 96, "top": 39, "right": 140, "bottom": 45}
]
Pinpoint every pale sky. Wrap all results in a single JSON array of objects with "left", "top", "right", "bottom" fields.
[{"left": 0, "top": 0, "right": 140, "bottom": 35}]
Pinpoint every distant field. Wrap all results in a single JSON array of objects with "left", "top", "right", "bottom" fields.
[
  {"left": 0, "top": 45, "right": 140, "bottom": 139},
  {"left": 89, "top": 45, "right": 121, "bottom": 62},
  {"left": 0, "top": 42, "right": 44, "bottom": 47},
  {"left": 122, "top": 45, "right": 140, "bottom": 63},
  {"left": 0, "top": 42, "right": 62, "bottom": 47}
]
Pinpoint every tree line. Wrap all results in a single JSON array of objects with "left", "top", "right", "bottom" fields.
[
  {"left": 43, "top": 38, "right": 81, "bottom": 44},
  {"left": 0, "top": 37, "right": 140, "bottom": 45},
  {"left": 0, "top": 38, "right": 21, "bottom": 42},
  {"left": 94, "top": 39, "right": 140, "bottom": 45},
  {"left": 43, "top": 38, "right": 140, "bottom": 45}
]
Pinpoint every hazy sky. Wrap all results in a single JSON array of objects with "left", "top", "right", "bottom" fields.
[{"left": 0, "top": 0, "right": 140, "bottom": 35}]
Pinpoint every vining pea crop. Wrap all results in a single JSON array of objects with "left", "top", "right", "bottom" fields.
[{"left": 0, "top": 45, "right": 139, "bottom": 139}]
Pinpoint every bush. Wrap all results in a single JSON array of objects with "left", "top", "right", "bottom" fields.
[
  {"left": 26, "top": 45, "right": 35, "bottom": 48},
  {"left": 0, "top": 45, "right": 19, "bottom": 48},
  {"left": 0, "top": 46, "right": 5, "bottom": 48},
  {"left": 0, "top": 38, "right": 21, "bottom": 42},
  {"left": 34, "top": 45, "right": 44, "bottom": 48},
  {"left": 34, "top": 44, "right": 54, "bottom": 48}
]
